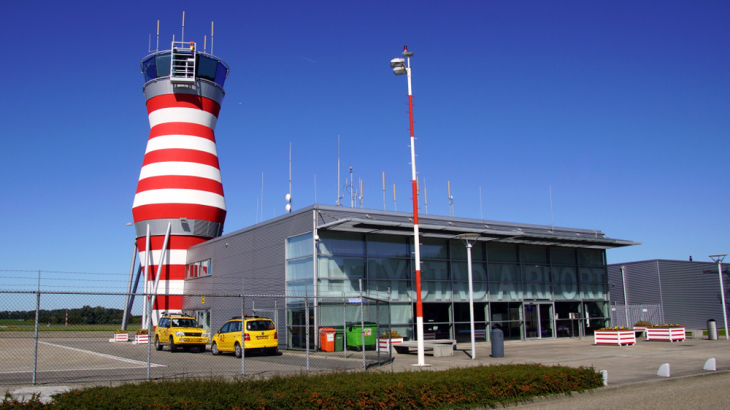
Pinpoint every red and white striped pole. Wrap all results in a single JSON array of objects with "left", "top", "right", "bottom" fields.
[{"left": 393, "top": 46, "right": 427, "bottom": 366}]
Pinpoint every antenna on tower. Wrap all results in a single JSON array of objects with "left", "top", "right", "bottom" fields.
[
  {"left": 424, "top": 177, "right": 428, "bottom": 214},
  {"left": 359, "top": 178, "right": 363, "bottom": 208},
  {"left": 261, "top": 173, "right": 264, "bottom": 222},
  {"left": 148, "top": 34, "right": 151, "bottom": 53},
  {"left": 348, "top": 166, "right": 355, "bottom": 208},
  {"left": 286, "top": 143, "right": 292, "bottom": 213},
  {"left": 210, "top": 21, "right": 214, "bottom": 55},
  {"left": 156, "top": 20, "right": 159, "bottom": 52},
  {"left": 448, "top": 181, "right": 454, "bottom": 217},
  {"left": 314, "top": 175, "right": 317, "bottom": 204},
  {"left": 550, "top": 185, "right": 554, "bottom": 233},
  {"left": 204, "top": 35, "right": 207, "bottom": 53},
  {"left": 181, "top": 11, "right": 185, "bottom": 43},
  {"left": 393, "top": 184, "right": 397, "bottom": 212},
  {"left": 336, "top": 136, "right": 342, "bottom": 206},
  {"left": 382, "top": 172, "right": 386, "bottom": 211}
]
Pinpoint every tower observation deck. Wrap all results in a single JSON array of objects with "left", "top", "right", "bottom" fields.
[{"left": 132, "top": 41, "right": 230, "bottom": 325}]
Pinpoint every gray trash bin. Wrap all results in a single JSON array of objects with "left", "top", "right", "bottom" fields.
[
  {"left": 708, "top": 319, "right": 718, "bottom": 340},
  {"left": 491, "top": 328, "right": 504, "bottom": 358}
]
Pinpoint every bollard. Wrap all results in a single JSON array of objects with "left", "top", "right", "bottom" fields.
[
  {"left": 707, "top": 319, "right": 718, "bottom": 340},
  {"left": 657, "top": 363, "right": 670, "bottom": 377},
  {"left": 704, "top": 358, "right": 717, "bottom": 371},
  {"left": 600, "top": 370, "right": 608, "bottom": 385},
  {"left": 491, "top": 328, "right": 504, "bottom": 358}
]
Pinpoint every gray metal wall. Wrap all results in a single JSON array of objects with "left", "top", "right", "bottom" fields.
[
  {"left": 609, "top": 259, "right": 730, "bottom": 329},
  {"left": 182, "top": 208, "right": 314, "bottom": 334}
]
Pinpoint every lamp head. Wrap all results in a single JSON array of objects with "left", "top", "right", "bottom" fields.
[{"left": 402, "top": 46, "right": 413, "bottom": 57}]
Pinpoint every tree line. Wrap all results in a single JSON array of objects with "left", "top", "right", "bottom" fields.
[{"left": 0, "top": 305, "right": 141, "bottom": 325}]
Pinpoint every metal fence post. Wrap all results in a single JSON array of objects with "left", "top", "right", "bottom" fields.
[
  {"left": 376, "top": 290, "right": 380, "bottom": 365},
  {"left": 146, "top": 291, "right": 152, "bottom": 381},
  {"left": 32, "top": 271, "right": 41, "bottom": 385},
  {"left": 360, "top": 279, "right": 365, "bottom": 371},
  {"left": 305, "top": 283, "right": 310, "bottom": 371},
  {"left": 388, "top": 287, "right": 392, "bottom": 364},
  {"left": 241, "top": 287, "right": 245, "bottom": 376},
  {"left": 343, "top": 292, "right": 347, "bottom": 359}
]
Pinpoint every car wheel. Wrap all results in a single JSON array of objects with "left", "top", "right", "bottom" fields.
[
  {"left": 211, "top": 343, "right": 220, "bottom": 355},
  {"left": 234, "top": 342, "right": 242, "bottom": 358},
  {"left": 169, "top": 339, "right": 177, "bottom": 353},
  {"left": 155, "top": 337, "right": 163, "bottom": 351}
]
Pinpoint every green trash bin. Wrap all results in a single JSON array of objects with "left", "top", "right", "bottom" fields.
[
  {"left": 334, "top": 331, "right": 344, "bottom": 352},
  {"left": 346, "top": 322, "right": 377, "bottom": 351}
]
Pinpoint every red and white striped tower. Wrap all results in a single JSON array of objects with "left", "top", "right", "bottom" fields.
[
  {"left": 390, "top": 45, "right": 427, "bottom": 366},
  {"left": 133, "top": 39, "right": 229, "bottom": 325}
]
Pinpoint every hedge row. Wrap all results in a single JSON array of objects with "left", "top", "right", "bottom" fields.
[{"left": 3, "top": 364, "right": 603, "bottom": 409}]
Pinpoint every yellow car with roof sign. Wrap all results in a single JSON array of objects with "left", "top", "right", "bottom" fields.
[
  {"left": 154, "top": 313, "right": 209, "bottom": 353},
  {"left": 211, "top": 315, "right": 278, "bottom": 357}
]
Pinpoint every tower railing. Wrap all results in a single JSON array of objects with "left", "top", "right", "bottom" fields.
[{"left": 170, "top": 41, "right": 196, "bottom": 84}]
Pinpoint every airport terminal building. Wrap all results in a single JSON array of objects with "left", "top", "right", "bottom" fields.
[{"left": 181, "top": 205, "right": 637, "bottom": 345}]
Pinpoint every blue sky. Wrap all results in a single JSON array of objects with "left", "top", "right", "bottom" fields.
[{"left": 1, "top": 1, "right": 729, "bottom": 291}]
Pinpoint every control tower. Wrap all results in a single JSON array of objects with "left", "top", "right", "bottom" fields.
[{"left": 132, "top": 38, "right": 229, "bottom": 325}]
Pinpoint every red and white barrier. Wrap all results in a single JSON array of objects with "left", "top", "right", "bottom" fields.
[
  {"left": 594, "top": 330, "right": 636, "bottom": 346},
  {"left": 379, "top": 338, "right": 404, "bottom": 352},
  {"left": 134, "top": 334, "right": 149, "bottom": 344},
  {"left": 646, "top": 327, "right": 685, "bottom": 342}
]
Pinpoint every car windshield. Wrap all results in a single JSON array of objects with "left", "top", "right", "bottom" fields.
[
  {"left": 171, "top": 318, "right": 198, "bottom": 328},
  {"left": 246, "top": 320, "right": 275, "bottom": 331}
]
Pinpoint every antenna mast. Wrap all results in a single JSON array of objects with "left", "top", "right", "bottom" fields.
[
  {"left": 261, "top": 173, "right": 264, "bottom": 222},
  {"left": 448, "top": 181, "right": 454, "bottom": 217},
  {"left": 181, "top": 11, "right": 185, "bottom": 43},
  {"left": 156, "top": 20, "right": 159, "bottom": 52},
  {"left": 286, "top": 143, "right": 292, "bottom": 213},
  {"left": 382, "top": 172, "right": 386, "bottom": 210},
  {"left": 479, "top": 186, "right": 483, "bottom": 220},
  {"left": 349, "top": 166, "right": 355, "bottom": 208},
  {"left": 359, "top": 179, "right": 363, "bottom": 208},
  {"left": 550, "top": 186, "right": 554, "bottom": 232},
  {"left": 210, "top": 22, "right": 214, "bottom": 55},
  {"left": 393, "top": 184, "right": 397, "bottom": 212},
  {"left": 424, "top": 177, "right": 428, "bottom": 214},
  {"left": 336, "top": 136, "right": 342, "bottom": 206}
]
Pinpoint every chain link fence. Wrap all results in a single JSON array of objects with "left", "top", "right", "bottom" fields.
[
  {"left": 610, "top": 304, "right": 664, "bottom": 328},
  {"left": 0, "top": 290, "right": 392, "bottom": 386}
]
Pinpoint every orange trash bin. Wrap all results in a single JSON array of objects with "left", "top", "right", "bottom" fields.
[{"left": 320, "top": 328, "right": 337, "bottom": 352}]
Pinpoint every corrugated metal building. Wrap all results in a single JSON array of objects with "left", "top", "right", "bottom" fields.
[
  {"left": 181, "top": 204, "right": 637, "bottom": 346},
  {"left": 607, "top": 260, "right": 730, "bottom": 329}
]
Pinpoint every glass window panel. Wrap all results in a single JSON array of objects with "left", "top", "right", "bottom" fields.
[
  {"left": 142, "top": 56, "right": 157, "bottom": 82},
  {"left": 368, "top": 258, "right": 410, "bottom": 280},
  {"left": 520, "top": 245, "right": 547, "bottom": 264},
  {"left": 286, "top": 280, "right": 314, "bottom": 296},
  {"left": 367, "top": 235, "right": 409, "bottom": 258},
  {"left": 317, "top": 279, "right": 361, "bottom": 297},
  {"left": 488, "top": 263, "right": 521, "bottom": 282},
  {"left": 584, "top": 301, "right": 608, "bottom": 318},
  {"left": 196, "top": 55, "right": 218, "bottom": 81},
  {"left": 550, "top": 247, "right": 576, "bottom": 265},
  {"left": 420, "top": 281, "right": 452, "bottom": 302},
  {"left": 553, "top": 282, "right": 580, "bottom": 301},
  {"left": 489, "top": 282, "right": 522, "bottom": 302},
  {"left": 552, "top": 266, "right": 578, "bottom": 283},
  {"left": 286, "top": 233, "right": 313, "bottom": 259},
  {"left": 579, "top": 267, "right": 606, "bottom": 284},
  {"left": 422, "top": 303, "right": 451, "bottom": 323},
  {"left": 390, "top": 305, "right": 413, "bottom": 325},
  {"left": 317, "top": 232, "right": 365, "bottom": 256},
  {"left": 584, "top": 318, "right": 609, "bottom": 336},
  {"left": 372, "top": 280, "right": 411, "bottom": 302},
  {"left": 413, "top": 237, "right": 448, "bottom": 259},
  {"left": 490, "top": 302, "right": 522, "bottom": 321},
  {"left": 450, "top": 240, "right": 485, "bottom": 261},
  {"left": 454, "top": 322, "right": 488, "bottom": 343},
  {"left": 487, "top": 243, "right": 517, "bottom": 263},
  {"left": 522, "top": 282, "right": 552, "bottom": 300},
  {"left": 581, "top": 284, "right": 608, "bottom": 300},
  {"left": 555, "top": 320, "right": 581, "bottom": 338},
  {"left": 492, "top": 321, "right": 522, "bottom": 340},
  {"left": 522, "top": 265, "right": 550, "bottom": 282},
  {"left": 452, "top": 262, "right": 487, "bottom": 282},
  {"left": 578, "top": 249, "right": 605, "bottom": 267},
  {"left": 554, "top": 302, "right": 582, "bottom": 319},
  {"left": 317, "top": 256, "right": 365, "bottom": 279},
  {"left": 214, "top": 62, "right": 228, "bottom": 87},
  {"left": 453, "top": 302, "right": 488, "bottom": 322},
  {"left": 155, "top": 53, "right": 171, "bottom": 78},
  {"left": 422, "top": 323, "right": 452, "bottom": 340},
  {"left": 419, "top": 260, "right": 449, "bottom": 280},
  {"left": 389, "top": 325, "right": 413, "bottom": 340},
  {"left": 452, "top": 282, "right": 488, "bottom": 302},
  {"left": 286, "top": 257, "right": 313, "bottom": 281}
]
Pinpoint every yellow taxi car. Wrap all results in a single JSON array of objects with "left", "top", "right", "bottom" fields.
[
  {"left": 154, "top": 313, "right": 209, "bottom": 353},
  {"left": 211, "top": 315, "right": 278, "bottom": 357}
]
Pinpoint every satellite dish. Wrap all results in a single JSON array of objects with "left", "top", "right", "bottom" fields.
[
  {"left": 285, "top": 203, "right": 291, "bottom": 212},
  {"left": 285, "top": 193, "right": 291, "bottom": 201}
]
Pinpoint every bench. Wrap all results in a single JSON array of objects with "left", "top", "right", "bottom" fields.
[{"left": 393, "top": 340, "right": 457, "bottom": 357}]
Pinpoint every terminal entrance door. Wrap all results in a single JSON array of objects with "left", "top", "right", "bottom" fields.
[{"left": 524, "top": 303, "right": 554, "bottom": 339}]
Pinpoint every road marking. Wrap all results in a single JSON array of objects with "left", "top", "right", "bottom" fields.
[{"left": 39, "top": 342, "right": 165, "bottom": 367}]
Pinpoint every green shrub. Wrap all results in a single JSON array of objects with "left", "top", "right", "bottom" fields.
[{"left": 3, "top": 364, "right": 602, "bottom": 409}]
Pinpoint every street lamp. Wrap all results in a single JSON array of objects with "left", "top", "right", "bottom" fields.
[
  {"left": 709, "top": 254, "right": 729, "bottom": 340},
  {"left": 390, "top": 45, "right": 428, "bottom": 367},
  {"left": 456, "top": 233, "right": 480, "bottom": 359}
]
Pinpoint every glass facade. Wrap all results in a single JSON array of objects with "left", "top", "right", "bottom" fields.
[{"left": 286, "top": 231, "right": 609, "bottom": 342}]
